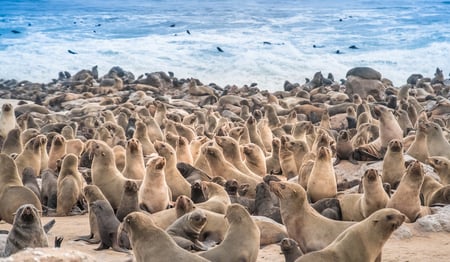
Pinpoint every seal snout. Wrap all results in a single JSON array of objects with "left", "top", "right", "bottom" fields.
[{"left": 366, "top": 169, "right": 378, "bottom": 182}]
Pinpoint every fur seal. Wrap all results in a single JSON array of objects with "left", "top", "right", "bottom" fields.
[
  {"left": 424, "top": 121, "right": 450, "bottom": 159},
  {"left": 338, "top": 169, "right": 389, "bottom": 221},
  {"left": 1, "top": 128, "right": 22, "bottom": 156},
  {"left": 426, "top": 156, "right": 450, "bottom": 185},
  {"left": 254, "top": 182, "right": 282, "bottom": 224},
  {"left": 224, "top": 179, "right": 255, "bottom": 213},
  {"left": 297, "top": 208, "right": 405, "bottom": 262},
  {"left": 122, "top": 138, "right": 145, "bottom": 180},
  {"left": 196, "top": 181, "right": 231, "bottom": 214},
  {"left": 40, "top": 168, "right": 58, "bottom": 209},
  {"left": 48, "top": 134, "right": 66, "bottom": 171},
  {"left": 307, "top": 146, "right": 337, "bottom": 203},
  {"left": 204, "top": 145, "right": 261, "bottom": 198},
  {"left": 14, "top": 135, "right": 44, "bottom": 177},
  {"left": 90, "top": 140, "right": 127, "bottom": 210},
  {"left": 0, "top": 204, "right": 48, "bottom": 257},
  {"left": 421, "top": 176, "right": 450, "bottom": 206},
  {"left": 0, "top": 103, "right": 17, "bottom": 141},
  {"left": 139, "top": 155, "right": 171, "bottom": 213},
  {"left": 56, "top": 153, "right": 84, "bottom": 216},
  {"left": 214, "top": 135, "right": 260, "bottom": 179},
  {"left": 166, "top": 209, "right": 209, "bottom": 251},
  {"left": 154, "top": 141, "right": 191, "bottom": 200},
  {"left": 334, "top": 129, "right": 357, "bottom": 165},
  {"left": 279, "top": 135, "right": 300, "bottom": 180},
  {"left": 74, "top": 185, "right": 107, "bottom": 244},
  {"left": 116, "top": 180, "right": 140, "bottom": 222},
  {"left": 242, "top": 143, "right": 267, "bottom": 177},
  {"left": 269, "top": 181, "right": 354, "bottom": 253},
  {"left": 199, "top": 204, "right": 260, "bottom": 262},
  {"left": 133, "top": 120, "right": 156, "bottom": 155},
  {"left": 121, "top": 211, "right": 208, "bottom": 262},
  {"left": 382, "top": 139, "right": 405, "bottom": 188},
  {"left": 280, "top": 238, "right": 303, "bottom": 262},
  {"left": 177, "top": 162, "right": 211, "bottom": 184},
  {"left": 406, "top": 120, "right": 429, "bottom": 162},
  {"left": 386, "top": 160, "right": 428, "bottom": 222},
  {"left": 21, "top": 167, "right": 40, "bottom": 200},
  {"left": 0, "top": 153, "right": 42, "bottom": 224},
  {"left": 265, "top": 137, "right": 282, "bottom": 174}
]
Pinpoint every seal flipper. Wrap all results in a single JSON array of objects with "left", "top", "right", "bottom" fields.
[
  {"left": 112, "top": 233, "right": 130, "bottom": 253},
  {"left": 43, "top": 219, "right": 56, "bottom": 233},
  {"left": 95, "top": 242, "right": 110, "bottom": 251},
  {"left": 54, "top": 236, "right": 64, "bottom": 248}
]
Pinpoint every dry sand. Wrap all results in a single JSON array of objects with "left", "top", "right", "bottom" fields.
[{"left": 1, "top": 214, "right": 449, "bottom": 261}]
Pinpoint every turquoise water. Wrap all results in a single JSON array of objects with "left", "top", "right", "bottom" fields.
[{"left": 1, "top": 0, "right": 449, "bottom": 90}]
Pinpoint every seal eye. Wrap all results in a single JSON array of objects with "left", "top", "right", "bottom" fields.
[
  {"left": 280, "top": 184, "right": 286, "bottom": 189},
  {"left": 386, "top": 214, "right": 393, "bottom": 220},
  {"left": 126, "top": 218, "right": 131, "bottom": 223}
]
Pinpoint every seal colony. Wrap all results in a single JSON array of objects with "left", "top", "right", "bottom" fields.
[{"left": 0, "top": 65, "right": 449, "bottom": 261}]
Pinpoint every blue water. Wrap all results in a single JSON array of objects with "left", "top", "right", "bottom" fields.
[{"left": 0, "top": 0, "right": 449, "bottom": 90}]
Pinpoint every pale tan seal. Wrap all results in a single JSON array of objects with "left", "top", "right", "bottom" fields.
[
  {"left": 154, "top": 140, "right": 191, "bottom": 200},
  {"left": 338, "top": 169, "right": 389, "bottom": 221},
  {"left": 242, "top": 142, "right": 267, "bottom": 177},
  {"left": 112, "top": 145, "right": 126, "bottom": 172},
  {"left": 14, "top": 135, "right": 45, "bottom": 177},
  {"left": 1, "top": 128, "right": 22, "bottom": 156},
  {"left": 246, "top": 116, "right": 267, "bottom": 154},
  {"left": 424, "top": 121, "right": 450, "bottom": 159},
  {"left": 386, "top": 160, "right": 429, "bottom": 222},
  {"left": 214, "top": 135, "right": 260, "bottom": 179},
  {"left": 199, "top": 204, "right": 260, "bottom": 262},
  {"left": 139, "top": 155, "right": 171, "bottom": 213},
  {"left": 0, "top": 153, "right": 42, "bottom": 224},
  {"left": 90, "top": 140, "right": 127, "bottom": 210},
  {"left": 176, "top": 135, "right": 194, "bottom": 164},
  {"left": 196, "top": 181, "right": 231, "bottom": 214},
  {"left": 296, "top": 208, "right": 405, "bottom": 262},
  {"left": 279, "top": 135, "right": 299, "bottom": 180},
  {"left": 0, "top": 103, "right": 17, "bottom": 140},
  {"left": 122, "top": 138, "right": 145, "bottom": 180},
  {"left": 269, "top": 181, "right": 354, "bottom": 253},
  {"left": 382, "top": 139, "right": 405, "bottom": 188},
  {"left": 307, "top": 146, "right": 337, "bottom": 203},
  {"left": 405, "top": 119, "right": 429, "bottom": 163},
  {"left": 56, "top": 153, "right": 84, "bottom": 216},
  {"left": 421, "top": 175, "right": 450, "bottom": 206},
  {"left": 133, "top": 120, "right": 156, "bottom": 155},
  {"left": 265, "top": 137, "right": 282, "bottom": 174},
  {"left": 204, "top": 145, "right": 261, "bottom": 198},
  {"left": 426, "top": 156, "right": 450, "bottom": 185},
  {"left": 121, "top": 211, "right": 208, "bottom": 262},
  {"left": 150, "top": 195, "right": 196, "bottom": 229},
  {"left": 47, "top": 134, "right": 66, "bottom": 171}
]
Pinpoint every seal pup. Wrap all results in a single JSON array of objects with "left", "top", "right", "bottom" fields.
[
  {"left": 21, "top": 167, "right": 41, "bottom": 200},
  {"left": 405, "top": 120, "right": 429, "bottom": 163},
  {"left": 0, "top": 153, "right": 42, "bottom": 224},
  {"left": 116, "top": 180, "right": 141, "bottom": 222},
  {"left": 133, "top": 120, "right": 156, "bottom": 155},
  {"left": 139, "top": 155, "right": 171, "bottom": 213},
  {"left": 199, "top": 204, "right": 260, "bottom": 262},
  {"left": 265, "top": 137, "right": 282, "bottom": 174},
  {"left": 224, "top": 179, "right": 255, "bottom": 213},
  {"left": 382, "top": 139, "right": 405, "bottom": 189},
  {"left": 122, "top": 138, "right": 145, "bottom": 180},
  {"left": 56, "top": 153, "right": 84, "bottom": 216},
  {"left": 386, "top": 160, "right": 428, "bottom": 222},
  {"left": 279, "top": 135, "right": 300, "bottom": 180},
  {"left": 91, "top": 200, "right": 130, "bottom": 253},
  {"left": 426, "top": 156, "right": 450, "bottom": 185},
  {"left": 48, "top": 134, "right": 66, "bottom": 171},
  {"left": 242, "top": 143, "right": 267, "bottom": 177},
  {"left": 177, "top": 162, "right": 211, "bottom": 184},
  {"left": 121, "top": 211, "right": 208, "bottom": 262},
  {"left": 280, "top": 238, "right": 303, "bottom": 262},
  {"left": 0, "top": 204, "right": 49, "bottom": 257},
  {"left": 296, "top": 208, "right": 405, "bottom": 262},
  {"left": 196, "top": 181, "right": 231, "bottom": 214},
  {"left": 307, "top": 146, "right": 337, "bottom": 203},
  {"left": 269, "top": 181, "right": 354, "bottom": 253},
  {"left": 166, "top": 209, "right": 209, "bottom": 251}
]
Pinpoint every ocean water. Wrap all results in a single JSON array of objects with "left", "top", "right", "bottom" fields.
[{"left": 0, "top": 0, "right": 449, "bottom": 91}]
